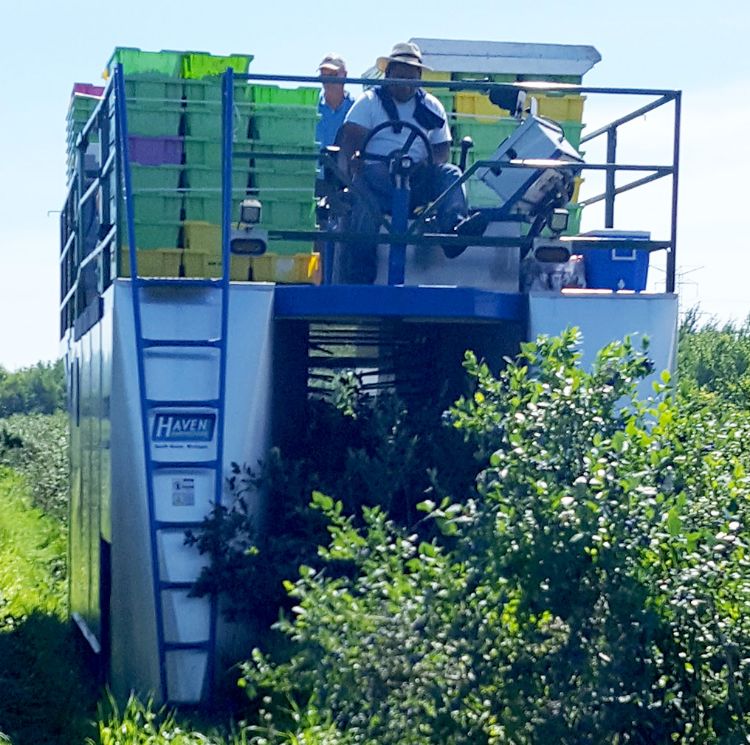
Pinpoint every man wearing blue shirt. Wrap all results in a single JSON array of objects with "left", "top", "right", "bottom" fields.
[{"left": 317, "top": 53, "right": 354, "bottom": 152}]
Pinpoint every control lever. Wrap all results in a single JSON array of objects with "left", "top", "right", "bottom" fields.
[{"left": 459, "top": 136, "right": 474, "bottom": 171}]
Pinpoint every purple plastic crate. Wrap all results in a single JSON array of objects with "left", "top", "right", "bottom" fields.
[
  {"left": 72, "top": 83, "right": 104, "bottom": 98},
  {"left": 128, "top": 135, "right": 184, "bottom": 165}
]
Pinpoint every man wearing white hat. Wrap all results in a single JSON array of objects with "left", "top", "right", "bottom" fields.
[{"left": 336, "top": 42, "right": 482, "bottom": 282}]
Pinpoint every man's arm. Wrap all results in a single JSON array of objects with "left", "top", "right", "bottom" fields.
[
  {"left": 337, "top": 122, "right": 369, "bottom": 177},
  {"left": 431, "top": 141, "right": 451, "bottom": 165}
]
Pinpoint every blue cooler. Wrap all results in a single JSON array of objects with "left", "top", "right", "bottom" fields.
[{"left": 582, "top": 230, "right": 650, "bottom": 291}]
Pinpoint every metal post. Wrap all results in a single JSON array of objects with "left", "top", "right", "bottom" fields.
[
  {"left": 667, "top": 92, "right": 681, "bottom": 294},
  {"left": 605, "top": 128, "right": 617, "bottom": 228},
  {"left": 221, "top": 70, "right": 233, "bottom": 285},
  {"left": 388, "top": 180, "right": 409, "bottom": 285}
]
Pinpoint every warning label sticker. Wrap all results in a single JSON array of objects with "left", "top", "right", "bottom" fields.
[{"left": 172, "top": 477, "right": 196, "bottom": 507}]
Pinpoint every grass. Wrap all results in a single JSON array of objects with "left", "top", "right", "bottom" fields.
[
  {"left": 0, "top": 431, "right": 335, "bottom": 745},
  {"left": 0, "top": 466, "right": 97, "bottom": 745},
  {"left": 0, "top": 464, "right": 252, "bottom": 744}
]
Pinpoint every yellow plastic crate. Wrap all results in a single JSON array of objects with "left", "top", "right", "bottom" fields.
[
  {"left": 179, "top": 250, "right": 253, "bottom": 280},
  {"left": 206, "top": 254, "right": 253, "bottom": 281},
  {"left": 181, "top": 250, "right": 208, "bottom": 277},
  {"left": 422, "top": 71, "right": 451, "bottom": 82},
  {"left": 455, "top": 91, "right": 506, "bottom": 117},
  {"left": 183, "top": 221, "right": 221, "bottom": 252},
  {"left": 527, "top": 94, "right": 585, "bottom": 122},
  {"left": 570, "top": 176, "right": 584, "bottom": 204},
  {"left": 422, "top": 71, "right": 453, "bottom": 112},
  {"left": 120, "top": 248, "right": 182, "bottom": 278},
  {"left": 251, "top": 252, "right": 320, "bottom": 284},
  {"left": 456, "top": 91, "right": 586, "bottom": 122}
]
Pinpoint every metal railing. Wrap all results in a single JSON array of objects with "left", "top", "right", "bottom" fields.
[
  {"left": 60, "top": 68, "right": 682, "bottom": 339},
  {"left": 224, "top": 71, "right": 681, "bottom": 290}
]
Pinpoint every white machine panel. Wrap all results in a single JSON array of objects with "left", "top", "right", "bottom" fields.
[
  {"left": 161, "top": 591, "right": 211, "bottom": 643},
  {"left": 108, "top": 281, "right": 275, "bottom": 703},
  {"left": 165, "top": 651, "right": 207, "bottom": 703},
  {"left": 374, "top": 221, "right": 521, "bottom": 291},
  {"left": 528, "top": 292, "right": 679, "bottom": 395}
]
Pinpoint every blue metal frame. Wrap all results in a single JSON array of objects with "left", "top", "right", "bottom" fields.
[
  {"left": 114, "top": 64, "right": 231, "bottom": 704},
  {"left": 60, "top": 72, "right": 682, "bottom": 339},
  {"left": 274, "top": 284, "right": 526, "bottom": 322},
  {"left": 225, "top": 71, "right": 681, "bottom": 293},
  {"left": 113, "top": 64, "right": 170, "bottom": 702},
  {"left": 388, "top": 181, "right": 409, "bottom": 285}
]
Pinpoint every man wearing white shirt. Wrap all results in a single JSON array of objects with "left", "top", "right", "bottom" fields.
[{"left": 336, "top": 42, "right": 485, "bottom": 283}]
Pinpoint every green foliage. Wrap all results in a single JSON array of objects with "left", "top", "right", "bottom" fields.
[
  {"left": 90, "top": 693, "right": 242, "bottom": 745},
  {"left": 0, "top": 412, "right": 69, "bottom": 521},
  {"left": 187, "top": 390, "right": 476, "bottom": 627},
  {"left": 0, "top": 359, "right": 65, "bottom": 417},
  {"left": 678, "top": 306, "right": 750, "bottom": 406},
  {"left": 0, "top": 467, "right": 66, "bottom": 624},
  {"left": 241, "top": 329, "right": 750, "bottom": 744}
]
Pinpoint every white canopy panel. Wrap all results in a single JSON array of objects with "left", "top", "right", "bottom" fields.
[{"left": 410, "top": 38, "right": 601, "bottom": 76}]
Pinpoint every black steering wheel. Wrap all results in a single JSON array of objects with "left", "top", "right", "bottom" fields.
[{"left": 359, "top": 120, "right": 434, "bottom": 174}]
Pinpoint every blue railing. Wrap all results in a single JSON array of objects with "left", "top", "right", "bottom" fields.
[
  {"left": 60, "top": 68, "right": 682, "bottom": 339},
  {"left": 222, "top": 70, "right": 681, "bottom": 291}
]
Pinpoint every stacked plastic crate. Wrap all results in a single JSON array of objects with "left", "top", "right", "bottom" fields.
[
  {"left": 98, "top": 48, "right": 253, "bottom": 279},
  {"left": 103, "top": 48, "right": 320, "bottom": 282},
  {"left": 244, "top": 84, "right": 320, "bottom": 283},
  {"left": 66, "top": 84, "right": 104, "bottom": 183},
  {"left": 117, "top": 50, "right": 185, "bottom": 278},
  {"left": 426, "top": 72, "right": 586, "bottom": 232},
  {"left": 179, "top": 52, "right": 256, "bottom": 281}
]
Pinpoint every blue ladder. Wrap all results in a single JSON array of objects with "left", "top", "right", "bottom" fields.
[{"left": 113, "top": 65, "right": 234, "bottom": 704}]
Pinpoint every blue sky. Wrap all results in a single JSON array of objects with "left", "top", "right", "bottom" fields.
[{"left": 0, "top": 0, "right": 747, "bottom": 369}]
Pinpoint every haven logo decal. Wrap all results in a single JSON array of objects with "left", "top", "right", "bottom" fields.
[{"left": 152, "top": 412, "right": 216, "bottom": 443}]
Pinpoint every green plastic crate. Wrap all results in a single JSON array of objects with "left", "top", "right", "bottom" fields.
[
  {"left": 107, "top": 48, "right": 183, "bottom": 78},
  {"left": 255, "top": 194, "right": 316, "bottom": 229},
  {"left": 249, "top": 85, "right": 319, "bottom": 106},
  {"left": 129, "top": 192, "right": 184, "bottom": 222},
  {"left": 245, "top": 144, "right": 320, "bottom": 174},
  {"left": 183, "top": 79, "right": 222, "bottom": 104},
  {"left": 566, "top": 205, "right": 583, "bottom": 235},
  {"left": 182, "top": 52, "right": 253, "bottom": 79},
  {"left": 130, "top": 164, "right": 184, "bottom": 191},
  {"left": 232, "top": 102, "right": 255, "bottom": 140},
  {"left": 183, "top": 107, "right": 222, "bottom": 138},
  {"left": 126, "top": 103, "right": 183, "bottom": 136},
  {"left": 234, "top": 81, "right": 254, "bottom": 104},
  {"left": 423, "top": 88, "right": 453, "bottom": 114},
  {"left": 184, "top": 165, "right": 249, "bottom": 193},
  {"left": 122, "top": 220, "right": 182, "bottom": 249},
  {"left": 250, "top": 106, "right": 319, "bottom": 145},
  {"left": 560, "top": 121, "right": 584, "bottom": 150},
  {"left": 183, "top": 138, "right": 222, "bottom": 166},
  {"left": 68, "top": 95, "right": 99, "bottom": 119},
  {"left": 451, "top": 117, "right": 519, "bottom": 152},
  {"left": 184, "top": 193, "right": 247, "bottom": 223},
  {"left": 125, "top": 78, "right": 183, "bottom": 102},
  {"left": 249, "top": 166, "right": 316, "bottom": 193},
  {"left": 182, "top": 79, "right": 255, "bottom": 104}
]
